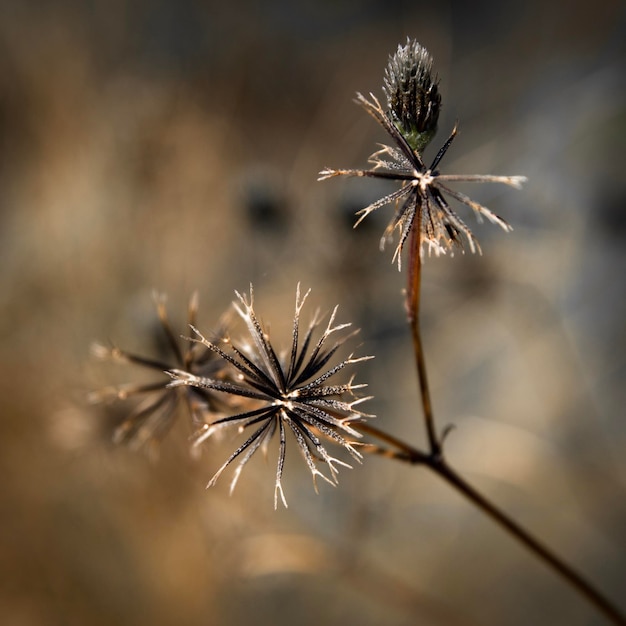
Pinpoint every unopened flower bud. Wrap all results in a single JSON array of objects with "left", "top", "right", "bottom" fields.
[{"left": 383, "top": 39, "right": 441, "bottom": 153}]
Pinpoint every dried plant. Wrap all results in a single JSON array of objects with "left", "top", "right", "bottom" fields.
[
  {"left": 168, "top": 285, "right": 373, "bottom": 508},
  {"left": 319, "top": 40, "right": 526, "bottom": 265},
  {"left": 316, "top": 38, "right": 623, "bottom": 626},
  {"left": 89, "top": 292, "right": 232, "bottom": 452},
  {"left": 89, "top": 37, "right": 625, "bottom": 626}
]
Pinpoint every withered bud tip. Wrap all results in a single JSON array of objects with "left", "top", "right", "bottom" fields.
[{"left": 383, "top": 39, "right": 441, "bottom": 153}]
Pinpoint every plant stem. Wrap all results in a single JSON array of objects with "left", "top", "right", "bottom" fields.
[
  {"left": 406, "top": 217, "right": 440, "bottom": 456},
  {"left": 425, "top": 456, "right": 626, "bottom": 625},
  {"left": 358, "top": 423, "right": 626, "bottom": 624},
  {"left": 400, "top": 208, "right": 625, "bottom": 625},
  {"left": 356, "top": 422, "right": 429, "bottom": 463}
]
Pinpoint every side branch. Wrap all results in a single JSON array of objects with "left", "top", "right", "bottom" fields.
[{"left": 355, "top": 422, "right": 429, "bottom": 463}]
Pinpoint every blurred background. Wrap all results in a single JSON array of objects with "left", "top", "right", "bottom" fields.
[{"left": 1, "top": 0, "right": 625, "bottom": 624}]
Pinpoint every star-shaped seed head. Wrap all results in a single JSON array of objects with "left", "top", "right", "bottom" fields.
[{"left": 168, "top": 285, "right": 373, "bottom": 508}]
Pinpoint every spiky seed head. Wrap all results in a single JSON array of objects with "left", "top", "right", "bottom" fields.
[
  {"left": 168, "top": 285, "right": 374, "bottom": 508},
  {"left": 319, "top": 39, "right": 527, "bottom": 265},
  {"left": 383, "top": 39, "right": 441, "bottom": 153},
  {"left": 89, "top": 293, "right": 233, "bottom": 451}
]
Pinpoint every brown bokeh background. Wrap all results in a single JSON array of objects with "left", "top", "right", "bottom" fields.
[{"left": 1, "top": 1, "right": 624, "bottom": 625}]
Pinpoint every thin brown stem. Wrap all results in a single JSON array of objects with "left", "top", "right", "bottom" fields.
[
  {"left": 406, "top": 212, "right": 440, "bottom": 456},
  {"left": 355, "top": 422, "right": 429, "bottom": 463},
  {"left": 357, "top": 443, "right": 416, "bottom": 462},
  {"left": 398, "top": 206, "right": 624, "bottom": 624},
  {"left": 427, "top": 457, "right": 626, "bottom": 625},
  {"left": 359, "top": 425, "right": 625, "bottom": 624}
]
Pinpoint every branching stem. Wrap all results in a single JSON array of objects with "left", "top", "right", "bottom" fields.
[
  {"left": 428, "top": 457, "right": 625, "bottom": 625},
  {"left": 390, "top": 210, "right": 626, "bottom": 625},
  {"left": 359, "top": 421, "right": 626, "bottom": 624}
]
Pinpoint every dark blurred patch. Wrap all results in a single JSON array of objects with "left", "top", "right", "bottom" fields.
[
  {"left": 239, "top": 172, "right": 290, "bottom": 235},
  {"left": 333, "top": 180, "right": 392, "bottom": 236},
  {"left": 593, "top": 182, "right": 626, "bottom": 239}
]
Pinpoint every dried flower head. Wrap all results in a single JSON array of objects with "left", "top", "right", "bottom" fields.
[
  {"left": 168, "top": 285, "right": 373, "bottom": 508},
  {"left": 319, "top": 39, "right": 526, "bottom": 266},
  {"left": 89, "top": 292, "right": 231, "bottom": 452}
]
